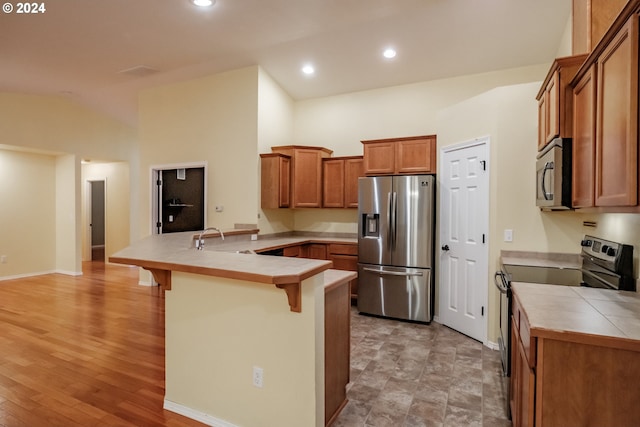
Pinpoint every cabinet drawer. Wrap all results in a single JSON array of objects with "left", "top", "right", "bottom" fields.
[
  {"left": 512, "top": 294, "right": 536, "bottom": 368},
  {"left": 329, "top": 254, "right": 357, "bottom": 271},
  {"left": 328, "top": 244, "right": 358, "bottom": 256}
]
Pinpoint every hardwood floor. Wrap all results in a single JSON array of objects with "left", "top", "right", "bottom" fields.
[{"left": 0, "top": 262, "right": 207, "bottom": 427}]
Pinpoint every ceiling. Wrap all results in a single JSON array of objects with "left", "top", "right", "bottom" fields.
[{"left": 0, "top": 0, "right": 571, "bottom": 126}]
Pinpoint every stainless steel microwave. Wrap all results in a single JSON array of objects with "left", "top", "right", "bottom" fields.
[{"left": 536, "top": 137, "right": 572, "bottom": 210}]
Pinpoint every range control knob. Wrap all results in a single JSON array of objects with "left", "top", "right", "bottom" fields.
[
  {"left": 606, "top": 247, "right": 617, "bottom": 257},
  {"left": 580, "top": 239, "right": 592, "bottom": 247},
  {"left": 602, "top": 245, "right": 610, "bottom": 254}
]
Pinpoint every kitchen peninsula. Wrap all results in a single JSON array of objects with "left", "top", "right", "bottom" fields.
[{"left": 110, "top": 231, "right": 355, "bottom": 427}]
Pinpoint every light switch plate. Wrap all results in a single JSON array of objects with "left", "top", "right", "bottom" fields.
[{"left": 504, "top": 229, "right": 513, "bottom": 242}]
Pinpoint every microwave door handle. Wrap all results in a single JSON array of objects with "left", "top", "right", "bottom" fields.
[{"left": 541, "top": 161, "right": 554, "bottom": 200}]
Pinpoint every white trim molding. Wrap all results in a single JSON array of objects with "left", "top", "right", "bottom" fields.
[{"left": 163, "top": 400, "right": 238, "bottom": 427}]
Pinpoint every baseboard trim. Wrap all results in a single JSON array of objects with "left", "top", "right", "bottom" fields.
[
  {"left": 0, "top": 270, "right": 56, "bottom": 281},
  {"left": 163, "top": 400, "right": 238, "bottom": 427},
  {"left": 56, "top": 269, "right": 83, "bottom": 277},
  {"left": 485, "top": 340, "right": 499, "bottom": 351}
]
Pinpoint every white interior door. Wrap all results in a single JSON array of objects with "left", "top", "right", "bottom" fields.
[{"left": 438, "top": 138, "right": 489, "bottom": 342}]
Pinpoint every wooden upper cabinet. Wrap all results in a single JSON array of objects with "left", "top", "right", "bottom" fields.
[
  {"left": 595, "top": 14, "right": 638, "bottom": 206},
  {"left": 572, "top": 0, "right": 627, "bottom": 55},
  {"left": 344, "top": 157, "right": 364, "bottom": 208},
  {"left": 322, "top": 159, "right": 346, "bottom": 208},
  {"left": 322, "top": 156, "right": 363, "bottom": 208},
  {"left": 572, "top": 64, "right": 597, "bottom": 208},
  {"left": 362, "top": 141, "right": 395, "bottom": 174},
  {"left": 362, "top": 135, "right": 436, "bottom": 175},
  {"left": 271, "top": 146, "right": 333, "bottom": 208},
  {"left": 260, "top": 153, "right": 291, "bottom": 209},
  {"left": 536, "top": 55, "right": 588, "bottom": 151}
]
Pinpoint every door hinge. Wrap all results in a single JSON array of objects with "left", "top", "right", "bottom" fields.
[
  {"left": 480, "top": 160, "right": 486, "bottom": 171},
  {"left": 156, "top": 179, "right": 162, "bottom": 186},
  {"left": 156, "top": 222, "right": 162, "bottom": 228},
  {"left": 481, "top": 306, "right": 485, "bottom": 316}
]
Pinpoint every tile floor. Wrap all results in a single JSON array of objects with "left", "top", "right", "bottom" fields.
[{"left": 333, "top": 308, "right": 512, "bottom": 427}]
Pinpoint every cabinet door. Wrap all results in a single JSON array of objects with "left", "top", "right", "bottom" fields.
[
  {"left": 283, "top": 245, "right": 301, "bottom": 257},
  {"left": 260, "top": 154, "right": 290, "bottom": 209},
  {"left": 518, "top": 338, "right": 535, "bottom": 427},
  {"left": 363, "top": 142, "right": 395, "bottom": 175},
  {"left": 306, "top": 244, "right": 327, "bottom": 260},
  {"left": 545, "top": 72, "right": 560, "bottom": 144},
  {"left": 396, "top": 136, "right": 436, "bottom": 173},
  {"left": 572, "top": 64, "right": 597, "bottom": 208},
  {"left": 323, "top": 159, "right": 345, "bottom": 208},
  {"left": 293, "top": 148, "right": 324, "bottom": 208},
  {"left": 537, "top": 95, "right": 548, "bottom": 151},
  {"left": 595, "top": 15, "right": 639, "bottom": 206},
  {"left": 344, "top": 157, "right": 364, "bottom": 208},
  {"left": 324, "top": 280, "right": 350, "bottom": 425}
]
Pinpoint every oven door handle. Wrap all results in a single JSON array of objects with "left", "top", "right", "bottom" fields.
[{"left": 494, "top": 271, "right": 508, "bottom": 294}]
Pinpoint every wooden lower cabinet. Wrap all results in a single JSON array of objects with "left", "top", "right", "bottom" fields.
[
  {"left": 327, "top": 243, "right": 359, "bottom": 300},
  {"left": 510, "top": 317, "right": 535, "bottom": 427},
  {"left": 324, "top": 273, "right": 351, "bottom": 426},
  {"left": 307, "top": 243, "right": 328, "bottom": 260},
  {"left": 510, "top": 293, "right": 640, "bottom": 427}
]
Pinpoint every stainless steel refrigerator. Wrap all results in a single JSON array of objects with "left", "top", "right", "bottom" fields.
[{"left": 357, "top": 175, "right": 435, "bottom": 323}]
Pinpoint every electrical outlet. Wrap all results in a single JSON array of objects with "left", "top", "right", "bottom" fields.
[
  {"left": 0, "top": 255, "right": 6, "bottom": 264},
  {"left": 251, "top": 234, "right": 258, "bottom": 241},
  {"left": 253, "top": 366, "right": 264, "bottom": 388}
]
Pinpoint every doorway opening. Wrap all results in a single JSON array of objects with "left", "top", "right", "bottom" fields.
[
  {"left": 88, "top": 180, "right": 106, "bottom": 262},
  {"left": 151, "top": 164, "right": 206, "bottom": 234}
]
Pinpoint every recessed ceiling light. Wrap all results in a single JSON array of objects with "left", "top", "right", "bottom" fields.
[
  {"left": 191, "top": 0, "right": 215, "bottom": 7},
  {"left": 383, "top": 48, "right": 397, "bottom": 59},
  {"left": 301, "top": 64, "right": 315, "bottom": 75}
]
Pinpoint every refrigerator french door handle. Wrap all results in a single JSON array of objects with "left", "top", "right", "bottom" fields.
[
  {"left": 387, "top": 192, "right": 394, "bottom": 252},
  {"left": 362, "top": 267, "right": 424, "bottom": 277},
  {"left": 390, "top": 191, "right": 397, "bottom": 251}
]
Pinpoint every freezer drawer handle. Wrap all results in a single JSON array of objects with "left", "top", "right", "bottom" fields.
[{"left": 363, "top": 267, "right": 424, "bottom": 277}]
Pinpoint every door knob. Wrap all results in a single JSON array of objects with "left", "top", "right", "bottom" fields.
[{"left": 441, "top": 244, "right": 450, "bottom": 251}]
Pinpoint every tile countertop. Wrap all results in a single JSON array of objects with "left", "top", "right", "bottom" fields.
[
  {"left": 501, "top": 250, "right": 582, "bottom": 269},
  {"left": 512, "top": 282, "right": 640, "bottom": 351},
  {"left": 109, "top": 231, "right": 356, "bottom": 286}
]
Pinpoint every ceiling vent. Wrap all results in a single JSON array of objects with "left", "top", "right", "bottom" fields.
[{"left": 118, "top": 65, "right": 159, "bottom": 77}]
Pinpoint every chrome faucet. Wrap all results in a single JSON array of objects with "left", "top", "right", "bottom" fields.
[{"left": 196, "top": 227, "right": 225, "bottom": 250}]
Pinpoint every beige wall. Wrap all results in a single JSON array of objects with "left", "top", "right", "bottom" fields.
[
  {"left": 81, "top": 162, "right": 131, "bottom": 261},
  {"left": 289, "top": 65, "right": 551, "bottom": 236},
  {"left": 257, "top": 68, "right": 296, "bottom": 234},
  {"left": 55, "top": 154, "right": 82, "bottom": 275},
  {"left": 165, "top": 272, "right": 324, "bottom": 427},
  {"left": 0, "top": 149, "right": 57, "bottom": 278},
  {"left": 138, "top": 66, "right": 260, "bottom": 237},
  {"left": 0, "top": 93, "right": 136, "bottom": 277}
]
